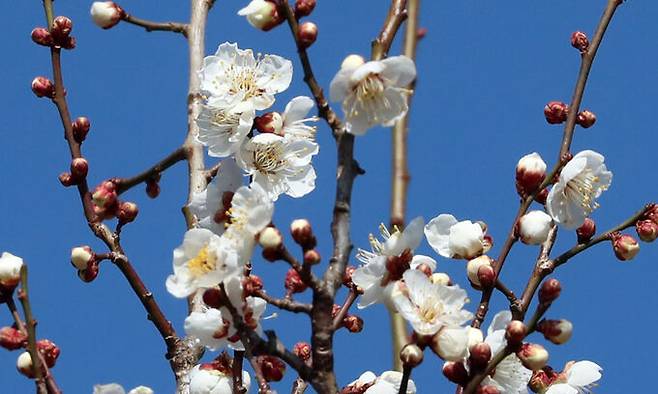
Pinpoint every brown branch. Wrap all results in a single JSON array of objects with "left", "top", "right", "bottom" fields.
[
  {"left": 398, "top": 366, "right": 413, "bottom": 394},
  {"left": 249, "top": 356, "right": 273, "bottom": 394},
  {"left": 291, "top": 377, "right": 309, "bottom": 394},
  {"left": 253, "top": 289, "right": 312, "bottom": 314},
  {"left": 388, "top": 0, "right": 419, "bottom": 371},
  {"left": 279, "top": 0, "right": 343, "bottom": 136},
  {"left": 331, "top": 288, "right": 358, "bottom": 330},
  {"left": 232, "top": 350, "right": 248, "bottom": 394},
  {"left": 114, "top": 146, "right": 187, "bottom": 194},
  {"left": 16, "top": 267, "right": 45, "bottom": 394},
  {"left": 371, "top": 0, "right": 408, "bottom": 61},
  {"left": 122, "top": 14, "right": 189, "bottom": 37},
  {"left": 204, "top": 161, "right": 222, "bottom": 183}
]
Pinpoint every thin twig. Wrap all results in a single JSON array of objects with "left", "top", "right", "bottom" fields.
[
  {"left": 115, "top": 146, "right": 187, "bottom": 194},
  {"left": 253, "top": 289, "right": 312, "bottom": 314},
  {"left": 398, "top": 366, "right": 412, "bottom": 394},
  {"left": 17, "top": 266, "right": 46, "bottom": 394},
  {"left": 332, "top": 288, "right": 358, "bottom": 330},
  {"left": 122, "top": 14, "right": 189, "bottom": 37},
  {"left": 232, "top": 350, "right": 248, "bottom": 394}
]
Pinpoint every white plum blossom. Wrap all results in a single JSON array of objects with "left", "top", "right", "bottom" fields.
[
  {"left": 547, "top": 150, "right": 612, "bottom": 229},
  {"left": 93, "top": 384, "right": 153, "bottom": 394},
  {"left": 237, "top": 133, "right": 318, "bottom": 200},
  {"left": 352, "top": 217, "right": 429, "bottom": 308},
  {"left": 393, "top": 270, "right": 472, "bottom": 336},
  {"left": 166, "top": 229, "right": 242, "bottom": 298},
  {"left": 346, "top": 371, "right": 417, "bottom": 394},
  {"left": 189, "top": 364, "right": 251, "bottom": 394},
  {"left": 0, "top": 252, "right": 23, "bottom": 291},
  {"left": 184, "top": 307, "right": 230, "bottom": 351},
  {"left": 225, "top": 182, "right": 274, "bottom": 239},
  {"left": 545, "top": 360, "right": 602, "bottom": 394},
  {"left": 189, "top": 159, "right": 243, "bottom": 234},
  {"left": 330, "top": 54, "right": 416, "bottom": 135},
  {"left": 278, "top": 96, "right": 319, "bottom": 141},
  {"left": 425, "top": 214, "right": 485, "bottom": 259},
  {"left": 480, "top": 311, "right": 532, "bottom": 393},
  {"left": 518, "top": 210, "right": 554, "bottom": 245},
  {"left": 196, "top": 106, "right": 255, "bottom": 157},
  {"left": 199, "top": 42, "right": 292, "bottom": 112}
]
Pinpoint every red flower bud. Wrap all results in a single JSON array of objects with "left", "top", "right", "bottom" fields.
[
  {"left": 117, "top": 201, "right": 139, "bottom": 224},
  {"left": 72, "top": 117, "right": 91, "bottom": 143},
  {"left": 51, "top": 16, "right": 73, "bottom": 40},
  {"left": 293, "top": 342, "right": 312, "bottom": 361},
  {"left": 611, "top": 233, "right": 640, "bottom": 261},
  {"left": 295, "top": 0, "right": 316, "bottom": 18},
  {"left": 343, "top": 314, "right": 364, "bottom": 333},
  {"left": 31, "top": 27, "right": 53, "bottom": 47},
  {"left": 202, "top": 288, "right": 223, "bottom": 309},
  {"left": 70, "top": 158, "right": 89, "bottom": 179},
  {"left": 537, "top": 319, "right": 573, "bottom": 345},
  {"left": 37, "top": 339, "right": 60, "bottom": 368},
  {"left": 58, "top": 172, "right": 74, "bottom": 187},
  {"left": 516, "top": 152, "right": 547, "bottom": 196},
  {"left": 468, "top": 342, "right": 492, "bottom": 370},
  {"left": 636, "top": 220, "right": 658, "bottom": 243},
  {"left": 78, "top": 262, "right": 99, "bottom": 282},
  {"left": 576, "top": 218, "right": 596, "bottom": 243},
  {"left": 31, "top": 76, "right": 55, "bottom": 98},
  {"left": 576, "top": 110, "right": 596, "bottom": 128},
  {"left": 145, "top": 180, "right": 160, "bottom": 199},
  {"left": 257, "top": 355, "right": 286, "bottom": 382},
  {"left": 284, "top": 268, "right": 307, "bottom": 294},
  {"left": 92, "top": 181, "right": 118, "bottom": 211},
  {"left": 528, "top": 368, "right": 553, "bottom": 393},
  {"left": 298, "top": 22, "right": 318, "bottom": 49},
  {"left": 544, "top": 101, "right": 569, "bottom": 124},
  {"left": 538, "top": 278, "right": 561, "bottom": 304},
  {"left": 516, "top": 343, "right": 549, "bottom": 371},
  {"left": 343, "top": 265, "right": 356, "bottom": 287},
  {"left": 243, "top": 275, "right": 264, "bottom": 296},
  {"left": 290, "top": 219, "right": 316, "bottom": 249},
  {"left": 303, "top": 249, "right": 321, "bottom": 265},
  {"left": 442, "top": 361, "right": 468, "bottom": 385},
  {"left": 505, "top": 320, "right": 527, "bottom": 346},
  {"left": 254, "top": 112, "right": 283, "bottom": 134},
  {"left": 570, "top": 31, "right": 589, "bottom": 52},
  {"left": 0, "top": 327, "right": 27, "bottom": 350}
]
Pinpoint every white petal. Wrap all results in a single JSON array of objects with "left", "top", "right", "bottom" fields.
[
  {"left": 284, "top": 96, "right": 315, "bottom": 124},
  {"left": 545, "top": 384, "right": 579, "bottom": 394},
  {"left": 380, "top": 56, "right": 416, "bottom": 87},
  {"left": 424, "top": 214, "right": 458, "bottom": 257},
  {"left": 567, "top": 360, "right": 602, "bottom": 387}
]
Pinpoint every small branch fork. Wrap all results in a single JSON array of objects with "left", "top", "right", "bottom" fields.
[{"left": 461, "top": 1, "right": 626, "bottom": 392}]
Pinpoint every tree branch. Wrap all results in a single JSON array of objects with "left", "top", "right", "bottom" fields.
[
  {"left": 122, "top": 13, "right": 189, "bottom": 37},
  {"left": 114, "top": 146, "right": 188, "bottom": 194},
  {"left": 253, "top": 289, "right": 312, "bottom": 314}
]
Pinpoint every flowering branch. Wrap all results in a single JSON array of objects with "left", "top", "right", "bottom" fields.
[
  {"left": 122, "top": 13, "right": 189, "bottom": 37},
  {"left": 253, "top": 289, "right": 312, "bottom": 314},
  {"left": 16, "top": 267, "right": 45, "bottom": 393}
]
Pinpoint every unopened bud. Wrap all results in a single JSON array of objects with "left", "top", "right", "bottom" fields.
[
  {"left": 238, "top": 0, "right": 283, "bottom": 31},
  {"left": 303, "top": 249, "right": 321, "bottom": 265},
  {"left": 31, "top": 76, "right": 55, "bottom": 98},
  {"left": 72, "top": 117, "right": 90, "bottom": 143},
  {"left": 92, "top": 181, "right": 118, "bottom": 210},
  {"left": 243, "top": 275, "right": 263, "bottom": 296},
  {"left": 576, "top": 110, "right": 596, "bottom": 128},
  {"left": 476, "top": 386, "right": 500, "bottom": 394},
  {"left": 117, "top": 201, "right": 139, "bottom": 224},
  {"left": 60, "top": 36, "right": 76, "bottom": 50},
  {"left": 259, "top": 227, "right": 283, "bottom": 250},
  {"left": 284, "top": 268, "right": 307, "bottom": 294},
  {"left": 537, "top": 319, "right": 573, "bottom": 345},
  {"left": 518, "top": 210, "right": 553, "bottom": 245},
  {"left": 51, "top": 16, "right": 73, "bottom": 40},
  {"left": 31, "top": 27, "right": 53, "bottom": 47},
  {"left": 466, "top": 255, "right": 493, "bottom": 288},
  {"left": 0, "top": 327, "right": 27, "bottom": 350},
  {"left": 145, "top": 179, "right": 160, "bottom": 199},
  {"left": 636, "top": 220, "right": 658, "bottom": 242},
  {"left": 538, "top": 278, "right": 561, "bottom": 304},
  {"left": 257, "top": 355, "right": 286, "bottom": 382},
  {"left": 430, "top": 272, "right": 451, "bottom": 286},
  {"left": 576, "top": 218, "right": 596, "bottom": 243},
  {"left": 505, "top": 320, "right": 526, "bottom": 346},
  {"left": 70, "top": 158, "right": 89, "bottom": 179},
  {"left": 298, "top": 22, "right": 318, "bottom": 49},
  {"left": 570, "top": 31, "right": 589, "bottom": 52},
  {"left": 400, "top": 344, "right": 424, "bottom": 368},
  {"left": 0, "top": 252, "right": 23, "bottom": 294},
  {"left": 290, "top": 219, "right": 315, "bottom": 249},
  {"left": 293, "top": 342, "right": 311, "bottom": 361},
  {"left": 202, "top": 288, "right": 223, "bottom": 308},
  {"left": 516, "top": 152, "right": 547, "bottom": 196},
  {"left": 78, "top": 262, "right": 99, "bottom": 282},
  {"left": 468, "top": 342, "right": 491, "bottom": 370},
  {"left": 516, "top": 343, "right": 549, "bottom": 371},
  {"left": 294, "top": 0, "right": 316, "bottom": 18},
  {"left": 442, "top": 361, "right": 468, "bottom": 385},
  {"left": 534, "top": 188, "right": 549, "bottom": 205},
  {"left": 90, "top": 2, "right": 125, "bottom": 29},
  {"left": 343, "top": 265, "right": 356, "bottom": 287},
  {"left": 646, "top": 204, "right": 658, "bottom": 224},
  {"left": 254, "top": 112, "right": 283, "bottom": 134},
  {"left": 544, "top": 101, "right": 569, "bottom": 124},
  {"left": 70, "top": 246, "right": 94, "bottom": 270},
  {"left": 528, "top": 369, "right": 552, "bottom": 393},
  {"left": 16, "top": 351, "right": 34, "bottom": 378},
  {"left": 341, "top": 54, "right": 365, "bottom": 70},
  {"left": 431, "top": 327, "right": 469, "bottom": 361},
  {"left": 611, "top": 233, "right": 639, "bottom": 261},
  {"left": 343, "top": 315, "right": 363, "bottom": 333},
  {"left": 37, "top": 339, "right": 60, "bottom": 368}
]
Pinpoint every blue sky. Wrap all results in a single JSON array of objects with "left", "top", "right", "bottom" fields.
[{"left": 2, "top": 1, "right": 657, "bottom": 392}]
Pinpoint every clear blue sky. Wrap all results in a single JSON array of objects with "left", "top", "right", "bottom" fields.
[{"left": 2, "top": 1, "right": 657, "bottom": 392}]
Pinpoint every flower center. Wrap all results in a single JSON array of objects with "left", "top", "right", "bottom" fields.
[
  {"left": 419, "top": 302, "right": 442, "bottom": 323},
  {"left": 209, "top": 109, "right": 240, "bottom": 131},
  {"left": 252, "top": 142, "right": 286, "bottom": 174},
  {"left": 565, "top": 169, "right": 605, "bottom": 214},
  {"left": 224, "top": 64, "right": 263, "bottom": 100},
  {"left": 187, "top": 246, "right": 216, "bottom": 277}
]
